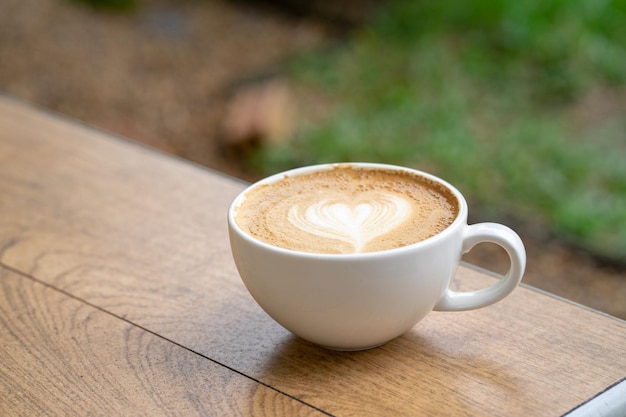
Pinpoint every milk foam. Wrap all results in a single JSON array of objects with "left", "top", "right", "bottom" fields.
[
  {"left": 235, "top": 166, "right": 459, "bottom": 254},
  {"left": 288, "top": 196, "right": 410, "bottom": 252}
]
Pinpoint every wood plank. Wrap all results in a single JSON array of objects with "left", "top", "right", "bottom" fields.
[
  {"left": 1, "top": 95, "right": 626, "bottom": 416},
  {"left": 0, "top": 266, "right": 325, "bottom": 417},
  {"left": 243, "top": 270, "right": 626, "bottom": 416}
]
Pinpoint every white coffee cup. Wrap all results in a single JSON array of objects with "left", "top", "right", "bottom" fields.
[{"left": 228, "top": 163, "right": 526, "bottom": 350}]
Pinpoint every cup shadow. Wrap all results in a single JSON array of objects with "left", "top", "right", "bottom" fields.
[{"left": 257, "top": 330, "right": 530, "bottom": 416}]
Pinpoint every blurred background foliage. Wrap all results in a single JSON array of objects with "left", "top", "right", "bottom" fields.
[
  {"left": 72, "top": 0, "right": 138, "bottom": 12},
  {"left": 250, "top": 0, "right": 626, "bottom": 261}
]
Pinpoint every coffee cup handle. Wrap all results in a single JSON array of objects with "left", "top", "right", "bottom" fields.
[{"left": 434, "top": 223, "right": 526, "bottom": 311}]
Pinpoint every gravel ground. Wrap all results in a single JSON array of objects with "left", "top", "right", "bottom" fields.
[
  {"left": 1, "top": 0, "right": 328, "bottom": 178},
  {"left": 1, "top": 0, "right": 624, "bottom": 319}
]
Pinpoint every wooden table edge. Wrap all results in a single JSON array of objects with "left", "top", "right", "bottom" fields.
[
  {"left": 462, "top": 262, "right": 626, "bottom": 416},
  {"left": 563, "top": 377, "right": 626, "bottom": 417},
  {"left": 461, "top": 261, "right": 626, "bottom": 325}
]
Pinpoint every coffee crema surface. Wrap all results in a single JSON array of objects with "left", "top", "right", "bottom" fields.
[{"left": 235, "top": 167, "right": 459, "bottom": 254}]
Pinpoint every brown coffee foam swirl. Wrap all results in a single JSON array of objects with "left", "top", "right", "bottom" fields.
[{"left": 235, "top": 167, "right": 459, "bottom": 254}]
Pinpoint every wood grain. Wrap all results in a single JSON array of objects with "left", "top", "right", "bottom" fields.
[
  {"left": 0, "top": 266, "right": 326, "bottom": 417},
  {"left": 1, "top": 95, "right": 626, "bottom": 416},
  {"left": 248, "top": 270, "right": 626, "bottom": 416}
]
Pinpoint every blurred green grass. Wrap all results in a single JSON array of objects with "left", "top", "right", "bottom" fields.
[
  {"left": 250, "top": 0, "right": 626, "bottom": 260},
  {"left": 72, "top": 0, "right": 137, "bottom": 12}
]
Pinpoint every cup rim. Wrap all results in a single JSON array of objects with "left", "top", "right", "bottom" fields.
[{"left": 228, "top": 162, "right": 468, "bottom": 259}]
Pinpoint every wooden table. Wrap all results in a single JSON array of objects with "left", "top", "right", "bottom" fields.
[{"left": 1, "top": 95, "right": 625, "bottom": 417}]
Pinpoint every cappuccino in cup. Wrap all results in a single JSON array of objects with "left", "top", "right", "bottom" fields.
[
  {"left": 228, "top": 163, "right": 525, "bottom": 350},
  {"left": 234, "top": 166, "right": 459, "bottom": 254}
]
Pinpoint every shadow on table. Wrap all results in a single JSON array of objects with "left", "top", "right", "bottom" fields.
[{"left": 256, "top": 331, "right": 529, "bottom": 416}]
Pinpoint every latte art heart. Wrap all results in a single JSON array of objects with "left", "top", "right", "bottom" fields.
[{"left": 288, "top": 196, "right": 411, "bottom": 252}]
